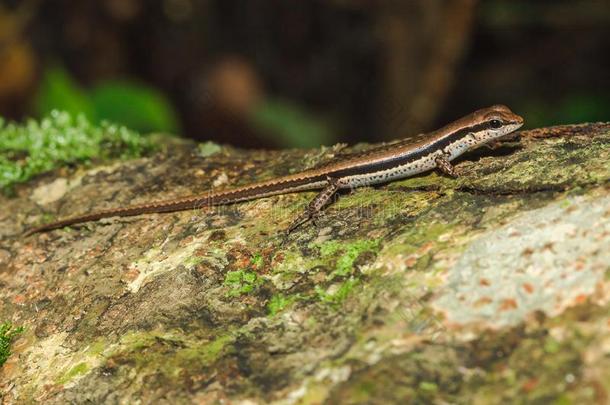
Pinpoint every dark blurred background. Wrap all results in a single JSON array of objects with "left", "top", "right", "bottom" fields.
[{"left": 1, "top": 0, "right": 609, "bottom": 148}]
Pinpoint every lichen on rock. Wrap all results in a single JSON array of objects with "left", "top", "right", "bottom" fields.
[{"left": 1, "top": 122, "right": 609, "bottom": 404}]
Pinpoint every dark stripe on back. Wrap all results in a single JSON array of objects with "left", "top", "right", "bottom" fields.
[
  {"left": 327, "top": 121, "right": 490, "bottom": 177},
  {"left": 211, "top": 174, "right": 326, "bottom": 203}
]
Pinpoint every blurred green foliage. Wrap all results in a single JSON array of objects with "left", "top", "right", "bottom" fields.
[
  {"left": 0, "top": 321, "right": 24, "bottom": 367},
  {"left": 0, "top": 111, "right": 155, "bottom": 194},
  {"left": 91, "top": 81, "right": 179, "bottom": 134},
  {"left": 36, "top": 66, "right": 96, "bottom": 122},
  {"left": 36, "top": 66, "right": 179, "bottom": 134},
  {"left": 251, "top": 99, "right": 334, "bottom": 148},
  {"left": 523, "top": 95, "right": 610, "bottom": 129}
]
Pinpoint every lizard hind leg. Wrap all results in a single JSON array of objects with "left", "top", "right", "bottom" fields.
[{"left": 286, "top": 177, "right": 341, "bottom": 234}]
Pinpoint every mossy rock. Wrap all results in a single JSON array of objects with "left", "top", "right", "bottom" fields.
[{"left": 1, "top": 121, "right": 609, "bottom": 404}]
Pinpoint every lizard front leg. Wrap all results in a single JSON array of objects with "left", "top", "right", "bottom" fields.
[
  {"left": 287, "top": 177, "right": 341, "bottom": 234},
  {"left": 434, "top": 154, "right": 458, "bottom": 178}
]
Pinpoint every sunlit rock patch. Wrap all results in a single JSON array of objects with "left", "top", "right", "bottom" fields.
[{"left": 433, "top": 191, "right": 610, "bottom": 329}]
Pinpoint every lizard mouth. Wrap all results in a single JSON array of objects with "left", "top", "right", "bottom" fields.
[
  {"left": 510, "top": 121, "right": 524, "bottom": 132},
  {"left": 493, "top": 123, "right": 523, "bottom": 143}
]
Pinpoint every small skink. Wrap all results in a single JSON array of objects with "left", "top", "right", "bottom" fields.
[{"left": 25, "top": 105, "right": 523, "bottom": 235}]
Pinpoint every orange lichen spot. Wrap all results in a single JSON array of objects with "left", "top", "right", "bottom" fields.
[
  {"left": 272, "top": 252, "right": 286, "bottom": 264},
  {"left": 573, "top": 258, "right": 586, "bottom": 271},
  {"left": 574, "top": 294, "right": 588, "bottom": 304},
  {"left": 473, "top": 296, "right": 493, "bottom": 307},
  {"left": 404, "top": 255, "right": 418, "bottom": 267},
  {"left": 522, "top": 283, "right": 535, "bottom": 294},
  {"left": 122, "top": 266, "right": 141, "bottom": 283},
  {"left": 522, "top": 377, "right": 539, "bottom": 392},
  {"left": 499, "top": 298, "right": 518, "bottom": 311},
  {"left": 418, "top": 241, "right": 434, "bottom": 254},
  {"left": 12, "top": 294, "right": 26, "bottom": 304},
  {"left": 479, "top": 278, "right": 491, "bottom": 286}
]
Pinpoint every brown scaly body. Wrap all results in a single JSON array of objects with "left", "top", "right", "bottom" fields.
[{"left": 25, "top": 105, "right": 523, "bottom": 235}]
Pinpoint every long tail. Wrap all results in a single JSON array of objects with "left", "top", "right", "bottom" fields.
[
  {"left": 25, "top": 196, "right": 212, "bottom": 235},
  {"left": 24, "top": 174, "right": 324, "bottom": 235}
]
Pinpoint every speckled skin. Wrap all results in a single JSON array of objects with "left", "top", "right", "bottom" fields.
[{"left": 26, "top": 105, "right": 523, "bottom": 234}]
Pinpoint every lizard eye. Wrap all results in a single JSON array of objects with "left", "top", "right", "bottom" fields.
[{"left": 490, "top": 119, "right": 502, "bottom": 129}]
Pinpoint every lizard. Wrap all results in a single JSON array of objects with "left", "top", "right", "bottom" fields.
[{"left": 25, "top": 105, "right": 524, "bottom": 236}]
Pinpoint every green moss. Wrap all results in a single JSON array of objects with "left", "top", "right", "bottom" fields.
[
  {"left": 418, "top": 381, "right": 438, "bottom": 392},
  {"left": 355, "top": 381, "right": 376, "bottom": 397},
  {"left": 175, "top": 334, "right": 232, "bottom": 366},
  {"left": 197, "top": 141, "right": 222, "bottom": 157},
  {"left": 0, "top": 111, "right": 155, "bottom": 193},
  {"left": 553, "top": 395, "right": 574, "bottom": 405},
  {"left": 251, "top": 253, "right": 264, "bottom": 269},
  {"left": 119, "top": 330, "right": 158, "bottom": 352},
  {"left": 183, "top": 256, "right": 205, "bottom": 267},
  {"left": 0, "top": 321, "right": 24, "bottom": 367},
  {"left": 384, "top": 222, "right": 453, "bottom": 258},
  {"left": 57, "top": 362, "right": 89, "bottom": 385},
  {"left": 390, "top": 171, "right": 455, "bottom": 190},
  {"left": 315, "top": 277, "right": 360, "bottom": 305},
  {"left": 114, "top": 330, "right": 233, "bottom": 381},
  {"left": 267, "top": 294, "right": 299, "bottom": 316},
  {"left": 316, "top": 239, "right": 381, "bottom": 279},
  {"left": 544, "top": 337, "right": 561, "bottom": 354},
  {"left": 331, "top": 187, "right": 441, "bottom": 228},
  {"left": 86, "top": 339, "right": 108, "bottom": 357},
  {"left": 331, "top": 187, "right": 384, "bottom": 208},
  {"left": 271, "top": 250, "right": 307, "bottom": 276},
  {"left": 271, "top": 239, "right": 380, "bottom": 306},
  {"left": 224, "top": 269, "right": 263, "bottom": 297}
]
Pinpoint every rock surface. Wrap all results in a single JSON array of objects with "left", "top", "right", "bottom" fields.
[{"left": 1, "top": 123, "right": 609, "bottom": 404}]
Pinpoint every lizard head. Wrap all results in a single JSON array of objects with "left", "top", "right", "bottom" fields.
[{"left": 469, "top": 105, "right": 524, "bottom": 144}]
